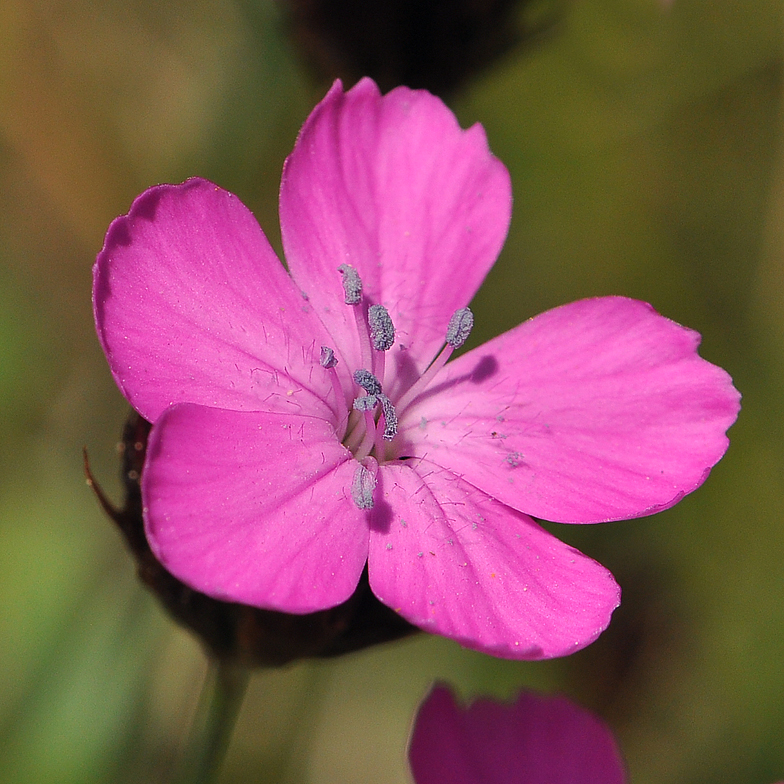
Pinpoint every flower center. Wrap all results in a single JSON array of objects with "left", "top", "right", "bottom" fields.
[{"left": 321, "top": 264, "right": 474, "bottom": 510}]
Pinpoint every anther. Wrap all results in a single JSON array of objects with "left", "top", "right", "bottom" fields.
[
  {"left": 353, "top": 369, "right": 382, "bottom": 396},
  {"left": 351, "top": 464, "right": 376, "bottom": 509},
  {"left": 368, "top": 304, "right": 395, "bottom": 351},
  {"left": 378, "top": 394, "right": 398, "bottom": 441},
  {"left": 353, "top": 394, "right": 378, "bottom": 412},
  {"left": 446, "top": 307, "right": 474, "bottom": 349},
  {"left": 338, "top": 263, "right": 362, "bottom": 305},
  {"left": 320, "top": 346, "right": 338, "bottom": 368}
]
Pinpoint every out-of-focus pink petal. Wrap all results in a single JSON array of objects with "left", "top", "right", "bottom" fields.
[
  {"left": 94, "top": 178, "right": 337, "bottom": 423},
  {"left": 279, "top": 78, "right": 511, "bottom": 391},
  {"left": 367, "top": 462, "right": 619, "bottom": 660},
  {"left": 143, "top": 403, "right": 368, "bottom": 613},
  {"left": 408, "top": 685, "right": 627, "bottom": 784},
  {"left": 405, "top": 297, "right": 740, "bottom": 523}
]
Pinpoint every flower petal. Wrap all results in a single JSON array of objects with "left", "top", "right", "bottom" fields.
[
  {"left": 404, "top": 297, "right": 741, "bottom": 523},
  {"left": 94, "top": 178, "right": 337, "bottom": 423},
  {"left": 409, "top": 685, "right": 627, "bottom": 784},
  {"left": 143, "top": 403, "right": 368, "bottom": 613},
  {"left": 367, "top": 462, "right": 619, "bottom": 660},
  {"left": 279, "top": 78, "right": 511, "bottom": 388}
]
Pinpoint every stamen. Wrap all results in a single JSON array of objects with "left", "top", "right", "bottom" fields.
[
  {"left": 320, "top": 345, "right": 348, "bottom": 438},
  {"left": 378, "top": 394, "right": 398, "bottom": 441},
  {"left": 351, "top": 463, "right": 377, "bottom": 509},
  {"left": 320, "top": 346, "right": 338, "bottom": 368},
  {"left": 351, "top": 370, "right": 382, "bottom": 459},
  {"left": 337, "top": 266, "right": 372, "bottom": 369},
  {"left": 374, "top": 350, "right": 386, "bottom": 391},
  {"left": 338, "top": 263, "right": 362, "bottom": 305},
  {"left": 342, "top": 409, "right": 365, "bottom": 452},
  {"left": 369, "top": 393, "right": 399, "bottom": 460},
  {"left": 446, "top": 307, "right": 474, "bottom": 349},
  {"left": 354, "top": 305, "right": 374, "bottom": 371},
  {"left": 353, "top": 369, "right": 382, "bottom": 396},
  {"left": 396, "top": 307, "right": 476, "bottom": 413},
  {"left": 368, "top": 304, "right": 395, "bottom": 351},
  {"left": 355, "top": 407, "right": 378, "bottom": 461}
]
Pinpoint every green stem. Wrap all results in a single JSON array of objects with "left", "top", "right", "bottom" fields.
[{"left": 174, "top": 659, "right": 250, "bottom": 784}]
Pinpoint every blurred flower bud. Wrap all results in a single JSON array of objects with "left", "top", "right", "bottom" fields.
[{"left": 279, "top": 0, "right": 554, "bottom": 95}]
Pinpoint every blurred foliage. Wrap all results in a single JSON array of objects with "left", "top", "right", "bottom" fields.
[{"left": 1, "top": 0, "right": 783, "bottom": 782}]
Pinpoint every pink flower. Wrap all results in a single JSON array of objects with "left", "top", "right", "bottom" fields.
[
  {"left": 93, "top": 78, "right": 739, "bottom": 660},
  {"left": 408, "top": 685, "right": 627, "bottom": 784}
]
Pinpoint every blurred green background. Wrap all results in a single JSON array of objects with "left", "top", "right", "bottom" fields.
[{"left": 1, "top": 0, "right": 782, "bottom": 781}]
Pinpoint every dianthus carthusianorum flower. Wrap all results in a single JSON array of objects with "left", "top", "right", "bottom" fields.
[
  {"left": 93, "top": 78, "right": 739, "bottom": 660},
  {"left": 408, "top": 685, "right": 627, "bottom": 784}
]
